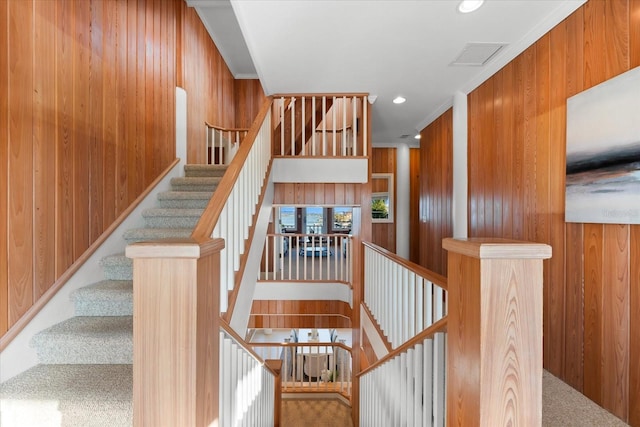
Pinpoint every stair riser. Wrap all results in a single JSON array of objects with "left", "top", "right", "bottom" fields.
[
  {"left": 158, "top": 199, "right": 210, "bottom": 209},
  {"left": 34, "top": 343, "right": 132, "bottom": 364},
  {"left": 143, "top": 216, "right": 199, "bottom": 229},
  {"left": 103, "top": 265, "right": 132, "bottom": 281},
  {"left": 184, "top": 165, "right": 227, "bottom": 177},
  {"left": 171, "top": 183, "right": 220, "bottom": 192},
  {"left": 122, "top": 229, "right": 193, "bottom": 245},
  {"left": 75, "top": 300, "right": 133, "bottom": 317}
]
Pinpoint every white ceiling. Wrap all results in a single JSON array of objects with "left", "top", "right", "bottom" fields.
[{"left": 188, "top": 0, "right": 586, "bottom": 145}]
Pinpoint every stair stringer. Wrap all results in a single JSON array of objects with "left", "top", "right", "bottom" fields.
[
  {"left": 228, "top": 168, "right": 275, "bottom": 336},
  {"left": 0, "top": 159, "right": 185, "bottom": 383}
]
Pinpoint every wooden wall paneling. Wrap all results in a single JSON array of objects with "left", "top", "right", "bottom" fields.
[
  {"left": 148, "top": 0, "right": 160, "bottom": 181},
  {"left": 604, "top": 0, "right": 630, "bottom": 79},
  {"left": 481, "top": 78, "right": 494, "bottom": 236},
  {"left": 583, "top": 223, "right": 603, "bottom": 404},
  {"left": 56, "top": 0, "right": 74, "bottom": 277},
  {"left": 629, "top": 225, "right": 640, "bottom": 426},
  {"left": 501, "top": 62, "right": 514, "bottom": 239},
  {"left": 492, "top": 72, "right": 504, "bottom": 238},
  {"left": 235, "top": 80, "right": 266, "bottom": 128},
  {"left": 125, "top": 0, "right": 138, "bottom": 213},
  {"left": 632, "top": 0, "right": 640, "bottom": 67},
  {"left": 73, "top": 0, "right": 91, "bottom": 260},
  {"left": 512, "top": 54, "right": 525, "bottom": 240},
  {"left": 409, "top": 148, "right": 420, "bottom": 264},
  {"left": 563, "top": 7, "right": 585, "bottom": 392},
  {"left": 535, "top": 33, "right": 556, "bottom": 374},
  {"left": 143, "top": 0, "right": 155, "bottom": 176},
  {"left": 565, "top": 222, "right": 584, "bottom": 390},
  {"left": 8, "top": 0, "right": 34, "bottom": 323},
  {"left": 601, "top": 225, "right": 630, "bottom": 419},
  {"left": 0, "top": 0, "right": 6, "bottom": 333},
  {"left": 103, "top": 0, "right": 118, "bottom": 229},
  {"left": 548, "top": 21, "right": 568, "bottom": 381},
  {"left": 116, "top": 0, "right": 129, "bottom": 213},
  {"left": 33, "top": 0, "right": 57, "bottom": 299},
  {"left": 153, "top": 0, "right": 164, "bottom": 177},
  {"left": 522, "top": 46, "right": 537, "bottom": 242},
  {"left": 419, "top": 110, "right": 452, "bottom": 276},
  {"left": 0, "top": 0, "right": 8, "bottom": 334},
  {"left": 89, "top": 0, "right": 105, "bottom": 243},
  {"left": 466, "top": 89, "right": 478, "bottom": 238}
]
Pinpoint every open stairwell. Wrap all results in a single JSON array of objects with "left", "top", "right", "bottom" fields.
[{"left": 0, "top": 165, "right": 227, "bottom": 427}]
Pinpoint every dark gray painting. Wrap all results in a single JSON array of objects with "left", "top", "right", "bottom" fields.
[{"left": 565, "top": 66, "right": 640, "bottom": 224}]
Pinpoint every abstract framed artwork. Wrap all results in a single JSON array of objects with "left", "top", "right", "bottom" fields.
[{"left": 565, "top": 65, "right": 640, "bottom": 224}]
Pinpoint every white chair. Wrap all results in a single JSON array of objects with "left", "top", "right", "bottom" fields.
[{"left": 303, "top": 354, "right": 329, "bottom": 380}]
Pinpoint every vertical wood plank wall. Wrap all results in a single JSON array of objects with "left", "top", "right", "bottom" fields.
[
  {"left": 409, "top": 148, "right": 421, "bottom": 264},
  {"left": 419, "top": 109, "right": 453, "bottom": 277},
  {"left": 273, "top": 183, "right": 363, "bottom": 206},
  {"left": 180, "top": 2, "right": 235, "bottom": 164},
  {"left": 0, "top": 0, "right": 265, "bottom": 339},
  {"left": 235, "top": 80, "right": 267, "bottom": 128},
  {"left": 248, "top": 300, "right": 352, "bottom": 329},
  {"left": 461, "top": 1, "right": 640, "bottom": 423},
  {"left": 371, "top": 148, "right": 396, "bottom": 252}
]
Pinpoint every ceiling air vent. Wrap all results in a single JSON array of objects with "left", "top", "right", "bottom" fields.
[
  {"left": 400, "top": 134, "right": 411, "bottom": 139},
  {"left": 450, "top": 43, "right": 507, "bottom": 66}
]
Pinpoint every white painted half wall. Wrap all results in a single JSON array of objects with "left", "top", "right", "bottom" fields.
[{"left": 271, "top": 158, "right": 368, "bottom": 183}]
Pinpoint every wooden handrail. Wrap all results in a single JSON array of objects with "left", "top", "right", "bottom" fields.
[
  {"left": 356, "top": 316, "right": 448, "bottom": 378},
  {"left": 192, "top": 97, "right": 273, "bottom": 239},
  {"left": 219, "top": 317, "right": 280, "bottom": 378},
  {"left": 362, "top": 241, "right": 448, "bottom": 291},
  {"left": 204, "top": 122, "right": 249, "bottom": 133},
  {"left": 0, "top": 158, "right": 181, "bottom": 352}
]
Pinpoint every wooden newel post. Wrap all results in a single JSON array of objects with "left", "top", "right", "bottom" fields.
[
  {"left": 443, "top": 238, "right": 551, "bottom": 427},
  {"left": 126, "top": 237, "right": 225, "bottom": 427}
]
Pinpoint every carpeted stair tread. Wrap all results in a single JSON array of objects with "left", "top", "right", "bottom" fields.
[
  {"left": 100, "top": 254, "right": 132, "bottom": 280},
  {"left": 157, "top": 190, "right": 212, "bottom": 208},
  {"left": 141, "top": 207, "right": 204, "bottom": 228},
  {"left": 122, "top": 227, "right": 193, "bottom": 244},
  {"left": 71, "top": 280, "right": 132, "bottom": 317},
  {"left": 31, "top": 316, "right": 132, "bottom": 364},
  {"left": 184, "top": 164, "right": 228, "bottom": 177},
  {"left": 0, "top": 364, "right": 132, "bottom": 427},
  {"left": 170, "top": 176, "right": 222, "bottom": 192}
]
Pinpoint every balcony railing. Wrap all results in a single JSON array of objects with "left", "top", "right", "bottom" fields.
[
  {"left": 272, "top": 94, "right": 369, "bottom": 158},
  {"left": 260, "top": 233, "right": 352, "bottom": 282},
  {"left": 251, "top": 339, "right": 353, "bottom": 400}
]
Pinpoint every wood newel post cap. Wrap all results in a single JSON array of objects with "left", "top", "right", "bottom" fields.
[{"left": 443, "top": 237, "right": 552, "bottom": 260}]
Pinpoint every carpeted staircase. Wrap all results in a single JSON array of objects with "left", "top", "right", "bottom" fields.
[{"left": 0, "top": 164, "right": 227, "bottom": 427}]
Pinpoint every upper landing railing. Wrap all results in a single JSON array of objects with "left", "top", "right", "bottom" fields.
[{"left": 272, "top": 94, "right": 369, "bottom": 158}]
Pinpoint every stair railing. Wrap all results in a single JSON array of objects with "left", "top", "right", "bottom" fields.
[
  {"left": 192, "top": 98, "right": 273, "bottom": 314},
  {"left": 363, "top": 242, "right": 447, "bottom": 349},
  {"left": 272, "top": 94, "right": 369, "bottom": 158},
  {"left": 205, "top": 122, "right": 249, "bottom": 166},
  {"left": 251, "top": 340, "right": 353, "bottom": 400},
  {"left": 219, "top": 319, "right": 279, "bottom": 427},
  {"left": 260, "top": 233, "right": 352, "bottom": 283},
  {"left": 358, "top": 318, "right": 447, "bottom": 427}
]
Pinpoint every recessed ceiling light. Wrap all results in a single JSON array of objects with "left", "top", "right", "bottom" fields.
[
  {"left": 393, "top": 96, "right": 406, "bottom": 104},
  {"left": 458, "top": 0, "right": 484, "bottom": 13},
  {"left": 414, "top": 134, "right": 421, "bottom": 140}
]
